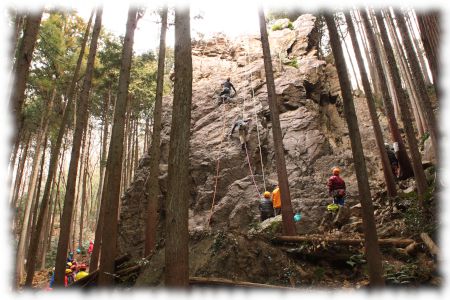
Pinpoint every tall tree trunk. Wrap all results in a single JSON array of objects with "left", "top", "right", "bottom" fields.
[
  {"left": 360, "top": 9, "right": 414, "bottom": 180},
  {"left": 368, "top": 10, "right": 402, "bottom": 123},
  {"left": 30, "top": 132, "right": 48, "bottom": 247},
  {"left": 164, "top": 6, "right": 192, "bottom": 287},
  {"left": 15, "top": 91, "right": 54, "bottom": 286},
  {"left": 352, "top": 10, "right": 381, "bottom": 96},
  {"left": 384, "top": 10, "right": 426, "bottom": 137},
  {"left": 24, "top": 11, "right": 93, "bottom": 286},
  {"left": 258, "top": 7, "right": 296, "bottom": 236},
  {"left": 11, "top": 11, "right": 24, "bottom": 63},
  {"left": 79, "top": 124, "right": 92, "bottom": 249},
  {"left": 144, "top": 6, "right": 168, "bottom": 256},
  {"left": 404, "top": 10, "right": 431, "bottom": 86},
  {"left": 374, "top": 11, "right": 428, "bottom": 206},
  {"left": 53, "top": 8, "right": 102, "bottom": 287},
  {"left": 11, "top": 132, "right": 31, "bottom": 210},
  {"left": 95, "top": 90, "right": 110, "bottom": 220},
  {"left": 10, "top": 9, "right": 43, "bottom": 148},
  {"left": 89, "top": 169, "right": 108, "bottom": 271},
  {"left": 98, "top": 7, "right": 139, "bottom": 286},
  {"left": 336, "top": 20, "right": 361, "bottom": 91},
  {"left": 416, "top": 11, "right": 439, "bottom": 91},
  {"left": 394, "top": 10, "right": 438, "bottom": 160},
  {"left": 344, "top": 12, "right": 397, "bottom": 197},
  {"left": 324, "top": 12, "right": 385, "bottom": 287}
]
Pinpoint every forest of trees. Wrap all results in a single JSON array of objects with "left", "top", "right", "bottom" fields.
[{"left": 7, "top": 4, "right": 439, "bottom": 289}]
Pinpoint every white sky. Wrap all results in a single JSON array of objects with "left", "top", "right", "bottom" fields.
[
  {"left": 1, "top": 0, "right": 450, "bottom": 299},
  {"left": 71, "top": 0, "right": 262, "bottom": 54}
]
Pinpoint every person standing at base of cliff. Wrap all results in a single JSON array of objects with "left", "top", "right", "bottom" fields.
[
  {"left": 229, "top": 117, "right": 251, "bottom": 150},
  {"left": 259, "top": 191, "right": 275, "bottom": 221},
  {"left": 272, "top": 185, "right": 281, "bottom": 216},
  {"left": 385, "top": 143, "right": 399, "bottom": 178},
  {"left": 220, "top": 77, "right": 237, "bottom": 99},
  {"left": 327, "top": 167, "right": 346, "bottom": 206}
]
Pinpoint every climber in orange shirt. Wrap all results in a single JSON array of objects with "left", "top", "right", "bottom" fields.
[{"left": 272, "top": 185, "right": 281, "bottom": 216}]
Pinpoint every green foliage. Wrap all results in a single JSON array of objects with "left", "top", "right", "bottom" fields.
[
  {"left": 283, "top": 58, "right": 298, "bottom": 68},
  {"left": 346, "top": 254, "right": 367, "bottom": 268},
  {"left": 211, "top": 231, "right": 227, "bottom": 255},
  {"left": 402, "top": 191, "right": 436, "bottom": 236},
  {"left": 271, "top": 21, "right": 294, "bottom": 31},
  {"left": 384, "top": 262, "right": 419, "bottom": 285},
  {"left": 271, "top": 24, "right": 283, "bottom": 31}
]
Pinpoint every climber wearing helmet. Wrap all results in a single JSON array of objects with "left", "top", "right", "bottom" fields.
[
  {"left": 220, "top": 77, "right": 237, "bottom": 101},
  {"left": 272, "top": 185, "right": 281, "bottom": 216},
  {"left": 327, "top": 167, "right": 346, "bottom": 206},
  {"left": 229, "top": 116, "right": 251, "bottom": 150},
  {"left": 75, "top": 264, "right": 89, "bottom": 281},
  {"left": 259, "top": 191, "right": 275, "bottom": 222},
  {"left": 65, "top": 268, "right": 74, "bottom": 287}
]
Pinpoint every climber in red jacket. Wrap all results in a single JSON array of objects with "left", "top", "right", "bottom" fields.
[{"left": 327, "top": 167, "right": 346, "bottom": 206}]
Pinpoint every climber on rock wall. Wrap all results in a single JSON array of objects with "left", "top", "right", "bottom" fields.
[
  {"left": 220, "top": 77, "right": 237, "bottom": 100},
  {"left": 229, "top": 116, "right": 251, "bottom": 150},
  {"left": 259, "top": 191, "right": 275, "bottom": 221},
  {"left": 327, "top": 167, "right": 346, "bottom": 206}
]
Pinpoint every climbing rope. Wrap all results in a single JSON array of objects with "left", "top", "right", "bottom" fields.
[
  {"left": 208, "top": 102, "right": 228, "bottom": 225},
  {"left": 244, "top": 36, "right": 267, "bottom": 192}
]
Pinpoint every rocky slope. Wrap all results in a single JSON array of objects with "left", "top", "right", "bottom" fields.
[{"left": 117, "top": 14, "right": 391, "bottom": 260}]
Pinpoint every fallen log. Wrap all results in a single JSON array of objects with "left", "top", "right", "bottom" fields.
[
  {"left": 189, "top": 277, "right": 292, "bottom": 289},
  {"left": 420, "top": 233, "right": 439, "bottom": 256},
  {"left": 115, "top": 253, "right": 132, "bottom": 268},
  {"left": 274, "top": 236, "right": 415, "bottom": 247},
  {"left": 70, "top": 253, "right": 131, "bottom": 287},
  {"left": 116, "top": 265, "right": 141, "bottom": 277}
]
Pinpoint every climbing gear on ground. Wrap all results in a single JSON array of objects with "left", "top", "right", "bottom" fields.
[
  {"left": 65, "top": 269, "right": 72, "bottom": 274},
  {"left": 294, "top": 212, "right": 302, "bottom": 222},
  {"left": 327, "top": 203, "right": 339, "bottom": 212}
]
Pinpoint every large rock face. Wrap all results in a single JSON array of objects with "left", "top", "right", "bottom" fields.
[{"left": 117, "top": 15, "right": 387, "bottom": 259}]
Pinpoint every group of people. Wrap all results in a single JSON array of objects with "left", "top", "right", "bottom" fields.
[
  {"left": 48, "top": 241, "right": 94, "bottom": 288},
  {"left": 258, "top": 185, "right": 282, "bottom": 222},
  {"left": 257, "top": 168, "right": 348, "bottom": 222}
]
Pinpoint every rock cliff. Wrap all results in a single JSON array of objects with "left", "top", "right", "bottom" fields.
[{"left": 117, "top": 14, "right": 389, "bottom": 260}]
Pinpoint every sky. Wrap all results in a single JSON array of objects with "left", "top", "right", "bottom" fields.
[
  {"left": 1, "top": 0, "right": 450, "bottom": 299},
  {"left": 73, "top": 0, "right": 262, "bottom": 54}
]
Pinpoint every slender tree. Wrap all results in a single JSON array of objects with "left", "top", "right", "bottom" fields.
[
  {"left": 394, "top": 10, "right": 438, "bottom": 160},
  {"left": 344, "top": 12, "right": 397, "bottom": 197},
  {"left": 360, "top": 9, "right": 414, "bottom": 180},
  {"left": 144, "top": 5, "right": 168, "bottom": 256},
  {"left": 15, "top": 90, "right": 54, "bottom": 286},
  {"left": 10, "top": 9, "right": 43, "bottom": 147},
  {"left": 324, "top": 12, "right": 384, "bottom": 286},
  {"left": 258, "top": 7, "right": 296, "bottom": 236},
  {"left": 374, "top": 11, "right": 428, "bottom": 206},
  {"left": 97, "top": 7, "right": 140, "bottom": 286},
  {"left": 165, "top": 6, "right": 192, "bottom": 287},
  {"left": 24, "top": 11, "right": 94, "bottom": 286},
  {"left": 53, "top": 8, "right": 102, "bottom": 287},
  {"left": 416, "top": 11, "right": 439, "bottom": 91},
  {"left": 383, "top": 10, "right": 426, "bottom": 138}
]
